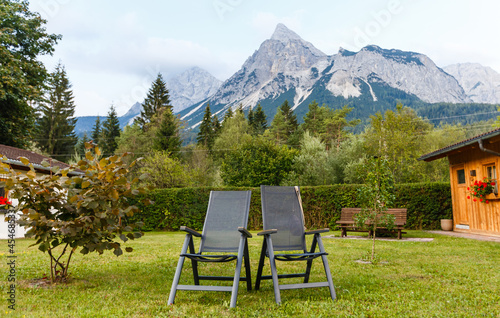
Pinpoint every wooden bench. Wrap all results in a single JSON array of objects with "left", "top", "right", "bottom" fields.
[{"left": 336, "top": 208, "right": 407, "bottom": 239}]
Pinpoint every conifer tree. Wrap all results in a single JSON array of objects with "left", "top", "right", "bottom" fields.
[
  {"left": 135, "top": 73, "right": 172, "bottom": 130},
  {"left": 212, "top": 114, "right": 221, "bottom": 136},
  {"left": 280, "top": 100, "right": 298, "bottom": 135},
  {"left": 101, "top": 105, "right": 121, "bottom": 155},
  {"left": 250, "top": 104, "right": 267, "bottom": 135},
  {"left": 76, "top": 133, "right": 89, "bottom": 156},
  {"left": 269, "top": 100, "right": 298, "bottom": 146},
  {"left": 247, "top": 108, "right": 255, "bottom": 129},
  {"left": 197, "top": 103, "right": 216, "bottom": 149},
  {"left": 91, "top": 116, "right": 101, "bottom": 145},
  {"left": 223, "top": 107, "right": 234, "bottom": 126},
  {"left": 35, "top": 62, "right": 77, "bottom": 162},
  {"left": 153, "top": 107, "right": 182, "bottom": 156}
]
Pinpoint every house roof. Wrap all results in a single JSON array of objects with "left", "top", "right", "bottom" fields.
[
  {"left": 0, "top": 144, "right": 78, "bottom": 175},
  {"left": 419, "top": 128, "right": 500, "bottom": 162}
]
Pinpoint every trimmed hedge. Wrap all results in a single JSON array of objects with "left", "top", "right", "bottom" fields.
[{"left": 129, "top": 183, "right": 452, "bottom": 231}]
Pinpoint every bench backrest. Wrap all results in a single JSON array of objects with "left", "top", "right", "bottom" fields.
[{"left": 340, "top": 208, "right": 407, "bottom": 225}]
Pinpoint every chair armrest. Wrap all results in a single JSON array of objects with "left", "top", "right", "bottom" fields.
[
  {"left": 238, "top": 227, "right": 252, "bottom": 238},
  {"left": 257, "top": 229, "right": 278, "bottom": 236},
  {"left": 305, "top": 228, "right": 330, "bottom": 235},
  {"left": 180, "top": 226, "right": 202, "bottom": 237}
]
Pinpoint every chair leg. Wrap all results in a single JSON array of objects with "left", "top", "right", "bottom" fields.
[
  {"left": 230, "top": 235, "right": 246, "bottom": 308},
  {"left": 316, "top": 235, "right": 336, "bottom": 300},
  {"left": 255, "top": 239, "right": 267, "bottom": 290},
  {"left": 168, "top": 234, "right": 192, "bottom": 305},
  {"left": 265, "top": 235, "right": 281, "bottom": 304},
  {"left": 244, "top": 239, "right": 252, "bottom": 291},
  {"left": 188, "top": 237, "right": 200, "bottom": 285},
  {"left": 304, "top": 235, "right": 318, "bottom": 283}
]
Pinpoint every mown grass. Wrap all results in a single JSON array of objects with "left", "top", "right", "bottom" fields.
[{"left": 1, "top": 231, "right": 499, "bottom": 317}]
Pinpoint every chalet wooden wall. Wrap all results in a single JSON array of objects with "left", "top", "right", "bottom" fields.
[{"left": 448, "top": 140, "right": 500, "bottom": 236}]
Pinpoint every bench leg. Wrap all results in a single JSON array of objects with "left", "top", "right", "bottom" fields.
[
  {"left": 341, "top": 228, "right": 346, "bottom": 237},
  {"left": 398, "top": 229, "right": 402, "bottom": 240}
]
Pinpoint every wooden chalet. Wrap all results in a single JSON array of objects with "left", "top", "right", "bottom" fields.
[{"left": 419, "top": 128, "right": 500, "bottom": 237}]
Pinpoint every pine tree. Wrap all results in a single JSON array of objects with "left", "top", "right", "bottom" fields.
[
  {"left": 280, "top": 100, "right": 298, "bottom": 136},
  {"left": 76, "top": 133, "right": 89, "bottom": 156},
  {"left": 197, "top": 103, "right": 215, "bottom": 149},
  {"left": 91, "top": 116, "right": 101, "bottom": 145},
  {"left": 34, "top": 62, "right": 77, "bottom": 162},
  {"left": 223, "top": 107, "right": 234, "bottom": 126},
  {"left": 269, "top": 100, "right": 298, "bottom": 146},
  {"left": 250, "top": 104, "right": 267, "bottom": 135},
  {"left": 247, "top": 108, "right": 255, "bottom": 130},
  {"left": 212, "top": 114, "right": 221, "bottom": 136},
  {"left": 153, "top": 107, "right": 182, "bottom": 155},
  {"left": 101, "top": 105, "right": 121, "bottom": 155},
  {"left": 134, "top": 73, "right": 172, "bottom": 130}
]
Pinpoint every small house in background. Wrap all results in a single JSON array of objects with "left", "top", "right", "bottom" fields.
[
  {"left": 419, "top": 128, "right": 500, "bottom": 237},
  {"left": 0, "top": 144, "right": 78, "bottom": 239}
]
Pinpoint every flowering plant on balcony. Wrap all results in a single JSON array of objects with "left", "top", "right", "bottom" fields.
[{"left": 467, "top": 178, "right": 496, "bottom": 203}]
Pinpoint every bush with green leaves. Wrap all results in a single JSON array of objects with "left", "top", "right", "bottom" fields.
[{"left": 0, "top": 144, "right": 150, "bottom": 282}]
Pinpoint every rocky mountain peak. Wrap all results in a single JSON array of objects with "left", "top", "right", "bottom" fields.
[
  {"left": 168, "top": 67, "right": 222, "bottom": 112},
  {"left": 444, "top": 63, "right": 500, "bottom": 104},
  {"left": 270, "top": 23, "right": 303, "bottom": 42}
]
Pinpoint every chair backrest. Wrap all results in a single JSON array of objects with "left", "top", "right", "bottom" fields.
[
  {"left": 260, "top": 185, "right": 306, "bottom": 252},
  {"left": 199, "top": 191, "right": 252, "bottom": 253}
]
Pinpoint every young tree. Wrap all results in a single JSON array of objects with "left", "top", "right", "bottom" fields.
[
  {"left": 355, "top": 157, "right": 396, "bottom": 263},
  {"left": 268, "top": 100, "right": 299, "bottom": 146},
  {"left": 35, "top": 62, "right": 78, "bottom": 162},
  {"left": 197, "top": 103, "right": 216, "bottom": 149},
  {"left": 0, "top": 144, "right": 150, "bottom": 282},
  {"left": 213, "top": 109, "right": 252, "bottom": 161},
  {"left": 0, "top": 0, "right": 61, "bottom": 148},
  {"left": 249, "top": 104, "right": 267, "bottom": 135},
  {"left": 134, "top": 73, "right": 172, "bottom": 130},
  {"left": 101, "top": 105, "right": 121, "bottom": 155},
  {"left": 222, "top": 106, "right": 234, "bottom": 127},
  {"left": 153, "top": 107, "right": 182, "bottom": 155},
  {"left": 91, "top": 116, "right": 102, "bottom": 145},
  {"left": 76, "top": 133, "right": 90, "bottom": 156},
  {"left": 212, "top": 113, "right": 221, "bottom": 136},
  {"left": 302, "top": 100, "right": 325, "bottom": 136}
]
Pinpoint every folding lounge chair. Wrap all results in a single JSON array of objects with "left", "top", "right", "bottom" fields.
[
  {"left": 255, "top": 185, "right": 336, "bottom": 304},
  {"left": 168, "top": 191, "right": 252, "bottom": 308}
]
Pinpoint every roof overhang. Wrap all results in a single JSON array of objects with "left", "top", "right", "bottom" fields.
[{"left": 419, "top": 128, "right": 500, "bottom": 162}]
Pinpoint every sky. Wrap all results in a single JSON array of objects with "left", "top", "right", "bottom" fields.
[{"left": 28, "top": 0, "right": 500, "bottom": 117}]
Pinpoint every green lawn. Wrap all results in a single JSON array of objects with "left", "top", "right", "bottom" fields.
[{"left": 1, "top": 231, "right": 499, "bottom": 317}]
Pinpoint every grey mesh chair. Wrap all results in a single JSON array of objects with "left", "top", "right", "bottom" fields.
[
  {"left": 168, "top": 191, "right": 252, "bottom": 308},
  {"left": 255, "top": 185, "right": 336, "bottom": 304}
]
